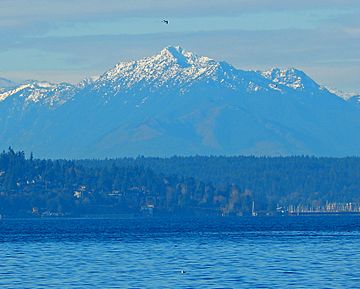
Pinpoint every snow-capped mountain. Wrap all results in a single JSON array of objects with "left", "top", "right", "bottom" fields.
[
  {"left": 261, "top": 68, "right": 321, "bottom": 92},
  {"left": 93, "top": 47, "right": 321, "bottom": 97},
  {"left": 325, "top": 87, "right": 359, "bottom": 100},
  {"left": 0, "top": 80, "right": 77, "bottom": 107},
  {"left": 1, "top": 46, "right": 359, "bottom": 158}
]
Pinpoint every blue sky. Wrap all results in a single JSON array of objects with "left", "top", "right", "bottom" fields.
[{"left": 0, "top": 0, "right": 359, "bottom": 93}]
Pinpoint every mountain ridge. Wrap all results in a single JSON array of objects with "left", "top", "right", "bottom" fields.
[
  {"left": 1, "top": 46, "right": 359, "bottom": 158},
  {"left": 0, "top": 46, "right": 351, "bottom": 106}
]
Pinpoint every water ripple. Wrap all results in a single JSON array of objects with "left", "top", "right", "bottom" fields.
[{"left": 0, "top": 217, "right": 360, "bottom": 288}]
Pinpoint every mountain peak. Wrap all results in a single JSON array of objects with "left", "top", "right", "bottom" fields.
[
  {"left": 158, "top": 45, "right": 214, "bottom": 68},
  {"left": 325, "top": 87, "right": 359, "bottom": 100},
  {"left": 2, "top": 46, "right": 360, "bottom": 158},
  {"left": 262, "top": 67, "right": 319, "bottom": 91},
  {"left": 0, "top": 79, "right": 76, "bottom": 107},
  {"left": 97, "top": 46, "right": 221, "bottom": 92},
  {"left": 160, "top": 46, "right": 192, "bottom": 67},
  {"left": 161, "top": 45, "right": 185, "bottom": 56}
]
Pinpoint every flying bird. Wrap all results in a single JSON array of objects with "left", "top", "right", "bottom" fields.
[{"left": 162, "top": 20, "right": 169, "bottom": 24}]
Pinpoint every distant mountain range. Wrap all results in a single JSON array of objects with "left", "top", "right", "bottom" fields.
[
  {"left": 1, "top": 46, "right": 360, "bottom": 158},
  {"left": 0, "top": 77, "right": 17, "bottom": 89}
]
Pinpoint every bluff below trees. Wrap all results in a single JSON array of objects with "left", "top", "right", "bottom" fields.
[{"left": 1, "top": 149, "right": 360, "bottom": 218}]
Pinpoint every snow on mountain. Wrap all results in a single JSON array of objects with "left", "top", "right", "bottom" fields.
[
  {"left": 98, "top": 46, "right": 220, "bottom": 85},
  {"left": 0, "top": 46, "right": 359, "bottom": 158},
  {"left": 261, "top": 68, "right": 321, "bottom": 92},
  {"left": 93, "top": 47, "right": 334, "bottom": 104},
  {"left": 0, "top": 80, "right": 77, "bottom": 107},
  {"left": 325, "top": 87, "right": 359, "bottom": 100},
  {"left": 93, "top": 46, "right": 276, "bottom": 99},
  {"left": 349, "top": 95, "right": 360, "bottom": 105},
  {"left": 0, "top": 84, "right": 30, "bottom": 102},
  {"left": 78, "top": 76, "right": 99, "bottom": 88}
]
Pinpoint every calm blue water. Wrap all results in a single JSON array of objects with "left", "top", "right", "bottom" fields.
[{"left": 1, "top": 216, "right": 360, "bottom": 288}]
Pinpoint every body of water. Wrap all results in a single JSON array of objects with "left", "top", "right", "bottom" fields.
[{"left": 1, "top": 216, "right": 360, "bottom": 288}]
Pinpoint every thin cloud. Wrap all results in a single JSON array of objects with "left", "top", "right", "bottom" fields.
[
  {"left": 0, "top": 0, "right": 359, "bottom": 92},
  {"left": 1, "top": 0, "right": 359, "bottom": 20},
  {"left": 0, "top": 27, "right": 359, "bottom": 90},
  {"left": 0, "top": 0, "right": 358, "bottom": 36}
]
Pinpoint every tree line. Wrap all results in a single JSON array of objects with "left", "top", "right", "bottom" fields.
[{"left": 1, "top": 148, "right": 360, "bottom": 217}]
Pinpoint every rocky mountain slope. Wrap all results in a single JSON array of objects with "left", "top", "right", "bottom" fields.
[{"left": 1, "top": 46, "right": 359, "bottom": 158}]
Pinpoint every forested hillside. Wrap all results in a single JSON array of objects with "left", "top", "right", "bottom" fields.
[
  {"left": 80, "top": 156, "right": 360, "bottom": 204},
  {"left": 1, "top": 149, "right": 360, "bottom": 218}
]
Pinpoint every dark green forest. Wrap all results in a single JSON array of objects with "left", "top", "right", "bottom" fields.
[{"left": 1, "top": 148, "right": 360, "bottom": 218}]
